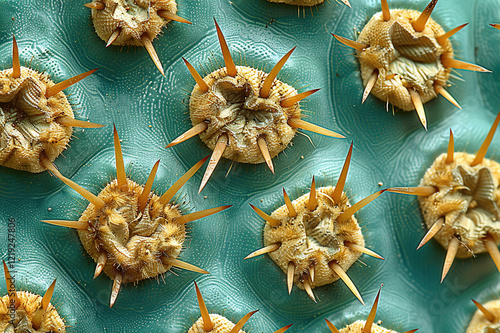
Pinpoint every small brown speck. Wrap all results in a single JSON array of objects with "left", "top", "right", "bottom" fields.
[{"left": 378, "top": 182, "right": 383, "bottom": 186}]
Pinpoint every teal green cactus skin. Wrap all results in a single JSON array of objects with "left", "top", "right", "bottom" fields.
[{"left": 0, "top": 0, "right": 500, "bottom": 332}]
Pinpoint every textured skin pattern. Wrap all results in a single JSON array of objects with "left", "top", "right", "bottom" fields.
[
  {"left": 190, "top": 66, "right": 299, "bottom": 164},
  {"left": 77, "top": 178, "right": 184, "bottom": 283},
  {"left": 266, "top": 0, "right": 324, "bottom": 6},
  {"left": 0, "top": 67, "right": 73, "bottom": 173},
  {"left": 263, "top": 186, "right": 364, "bottom": 290},
  {"left": 357, "top": 9, "right": 451, "bottom": 111},
  {"left": 0, "top": 0, "right": 499, "bottom": 332},
  {"left": 419, "top": 153, "right": 500, "bottom": 258},
  {"left": 0, "top": 291, "right": 66, "bottom": 332},
  {"left": 90, "top": 0, "right": 178, "bottom": 46}
]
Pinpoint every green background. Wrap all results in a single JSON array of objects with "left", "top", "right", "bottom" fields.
[{"left": 1, "top": 0, "right": 500, "bottom": 331}]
